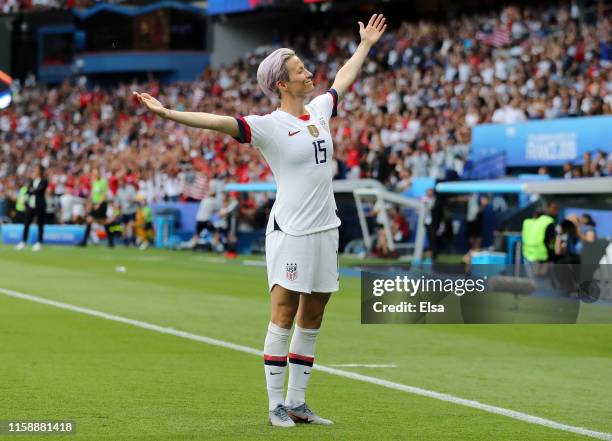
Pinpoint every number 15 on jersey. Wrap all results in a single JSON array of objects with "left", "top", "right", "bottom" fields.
[{"left": 313, "top": 140, "right": 327, "bottom": 165}]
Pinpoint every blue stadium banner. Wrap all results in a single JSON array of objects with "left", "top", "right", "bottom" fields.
[
  {"left": 463, "top": 152, "right": 506, "bottom": 180},
  {"left": 471, "top": 116, "right": 612, "bottom": 167},
  {"left": 1, "top": 224, "right": 85, "bottom": 245},
  {"left": 207, "top": 0, "right": 256, "bottom": 15}
]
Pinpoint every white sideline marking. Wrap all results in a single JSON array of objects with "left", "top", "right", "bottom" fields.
[
  {"left": 330, "top": 364, "right": 398, "bottom": 368},
  {"left": 1, "top": 286, "right": 611, "bottom": 441}
]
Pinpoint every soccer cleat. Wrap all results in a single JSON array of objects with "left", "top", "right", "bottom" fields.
[
  {"left": 287, "top": 403, "right": 333, "bottom": 425},
  {"left": 268, "top": 404, "right": 296, "bottom": 428},
  {"left": 15, "top": 242, "right": 26, "bottom": 251},
  {"left": 32, "top": 242, "right": 41, "bottom": 252}
]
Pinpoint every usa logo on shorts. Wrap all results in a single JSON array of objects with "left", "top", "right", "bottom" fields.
[{"left": 286, "top": 263, "right": 298, "bottom": 281}]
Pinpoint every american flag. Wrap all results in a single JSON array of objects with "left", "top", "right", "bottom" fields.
[
  {"left": 476, "top": 26, "right": 511, "bottom": 48},
  {"left": 182, "top": 172, "right": 209, "bottom": 201}
]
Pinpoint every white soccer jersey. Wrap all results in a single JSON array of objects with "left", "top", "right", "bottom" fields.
[{"left": 234, "top": 89, "right": 341, "bottom": 236}]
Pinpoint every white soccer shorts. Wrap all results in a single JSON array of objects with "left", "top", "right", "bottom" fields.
[{"left": 265, "top": 228, "right": 339, "bottom": 294}]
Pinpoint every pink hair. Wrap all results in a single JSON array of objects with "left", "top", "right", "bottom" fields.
[{"left": 257, "top": 48, "right": 296, "bottom": 99}]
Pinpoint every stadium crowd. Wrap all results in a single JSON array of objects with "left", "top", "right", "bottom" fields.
[
  {"left": 1, "top": 2, "right": 611, "bottom": 241},
  {"left": 0, "top": 0, "right": 118, "bottom": 14}
]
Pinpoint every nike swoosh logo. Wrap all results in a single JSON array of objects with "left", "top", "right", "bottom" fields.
[
  {"left": 304, "top": 371, "right": 311, "bottom": 375},
  {"left": 270, "top": 372, "right": 282, "bottom": 375},
  {"left": 288, "top": 131, "right": 301, "bottom": 136}
]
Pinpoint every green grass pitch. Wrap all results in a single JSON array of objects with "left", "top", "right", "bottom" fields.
[{"left": 0, "top": 244, "right": 611, "bottom": 440}]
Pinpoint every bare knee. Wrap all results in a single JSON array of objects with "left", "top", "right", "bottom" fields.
[
  {"left": 298, "top": 311, "right": 324, "bottom": 329},
  {"left": 271, "top": 304, "right": 297, "bottom": 329},
  {"left": 270, "top": 285, "right": 300, "bottom": 329},
  {"left": 297, "top": 293, "right": 331, "bottom": 329}
]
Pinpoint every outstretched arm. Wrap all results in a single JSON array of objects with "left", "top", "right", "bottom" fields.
[
  {"left": 331, "top": 13, "right": 387, "bottom": 100},
  {"left": 133, "top": 92, "right": 240, "bottom": 138}
]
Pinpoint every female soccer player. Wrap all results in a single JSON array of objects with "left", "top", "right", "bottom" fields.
[{"left": 134, "top": 13, "right": 386, "bottom": 427}]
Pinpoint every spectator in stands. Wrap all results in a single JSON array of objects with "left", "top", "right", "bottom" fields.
[
  {"left": 563, "top": 162, "right": 573, "bottom": 179},
  {"left": 576, "top": 213, "right": 597, "bottom": 243},
  {"left": 582, "top": 152, "right": 593, "bottom": 177},
  {"left": 591, "top": 151, "right": 608, "bottom": 176},
  {"left": 572, "top": 167, "right": 583, "bottom": 178},
  {"left": 394, "top": 167, "right": 412, "bottom": 193},
  {"left": 1, "top": 2, "right": 610, "bottom": 234},
  {"left": 163, "top": 168, "right": 182, "bottom": 202},
  {"left": 492, "top": 97, "right": 527, "bottom": 124}
]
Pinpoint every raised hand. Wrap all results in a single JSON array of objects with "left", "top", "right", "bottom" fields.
[
  {"left": 358, "top": 14, "right": 387, "bottom": 47},
  {"left": 133, "top": 92, "right": 168, "bottom": 118}
]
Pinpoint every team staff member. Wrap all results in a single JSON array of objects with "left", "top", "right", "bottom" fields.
[
  {"left": 14, "top": 182, "right": 28, "bottom": 223},
  {"left": 16, "top": 165, "right": 48, "bottom": 251},
  {"left": 79, "top": 168, "right": 115, "bottom": 248},
  {"left": 116, "top": 176, "right": 139, "bottom": 246},
  {"left": 134, "top": 13, "right": 387, "bottom": 427},
  {"left": 522, "top": 200, "right": 559, "bottom": 275}
]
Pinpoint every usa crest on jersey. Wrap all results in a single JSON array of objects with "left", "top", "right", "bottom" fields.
[
  {"left": 307, "top": 125, "right": 319, "bottom": 137},
  {"left": 286, "top": 263, "right": 298, "bottom": 281}
]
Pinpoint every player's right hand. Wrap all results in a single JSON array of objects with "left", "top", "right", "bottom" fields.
[{"left": 133, "top": 92, "right": 168, "bottom": 118}]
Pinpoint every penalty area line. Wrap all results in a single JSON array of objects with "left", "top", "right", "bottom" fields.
[{"left": 1, "top": 286, "right": 611, "bottom": 441}]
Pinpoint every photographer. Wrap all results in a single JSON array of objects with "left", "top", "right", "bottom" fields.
[{"left": 554, "top": 219, "right": 580, "bottom": 264}]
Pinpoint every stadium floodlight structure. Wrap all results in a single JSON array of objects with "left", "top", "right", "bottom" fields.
[{"left": 353, "top": 187, "right": 427, "bottom": 262}]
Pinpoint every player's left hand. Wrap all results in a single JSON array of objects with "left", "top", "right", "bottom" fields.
[{"left": 358, "top": 14, "right": 387, "bottom": 47}]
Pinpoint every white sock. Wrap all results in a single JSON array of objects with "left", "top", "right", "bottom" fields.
[
  {"left": 285, "top": 325, "right": 319, "bottom": 408},
  {"left": 264, "top": 321, "right": 290, "bottom": 411}
]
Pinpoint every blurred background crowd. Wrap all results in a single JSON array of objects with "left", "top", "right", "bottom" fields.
[{"left": 0, "top": 1, "right": 611, "bottom": 237}]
